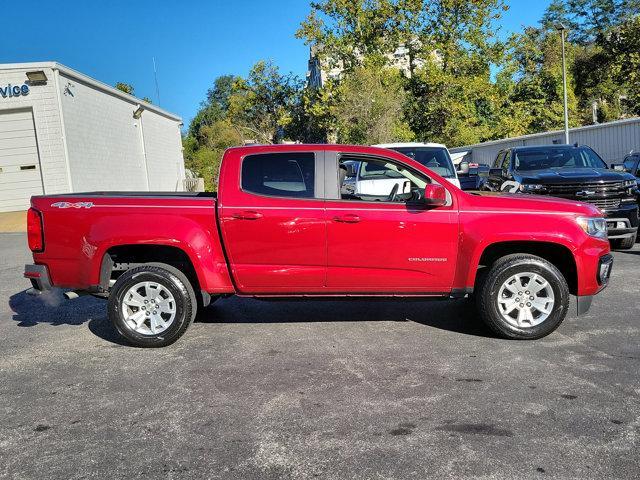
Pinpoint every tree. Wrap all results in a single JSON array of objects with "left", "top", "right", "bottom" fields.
[
  {"left": 541, "top": 0, "right": 640, "bottom": 44},
  {"left": 296, "top": 0, "right": 398, "bottom": 73},
  {"left": 403, "top": 0, "right": 509, "bottom": 145},
  {"left": 506, "top": 28, "right": 580, "bottom": 133},
  {"left": 188, "top": 75, "right": 240, "bottom": 140},
  {"left": 115, "top": 82, "right": 134, "bottom": 95},
  {"left": 334, "top": 61, "right": 413, "bottom": 144},
  {"left": 226, "top": 61, "right": 302, "bottom": 144},
  {"left": 594, "top": 15, "right": 640, "bottom": 116}
]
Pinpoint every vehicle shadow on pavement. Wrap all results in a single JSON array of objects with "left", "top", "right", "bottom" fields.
[
  {"left": 196, "top": 296, "right": 494, "bottom": 338},
  {"left": 8, "top": 289, "right": 494, "bottom": 345}
]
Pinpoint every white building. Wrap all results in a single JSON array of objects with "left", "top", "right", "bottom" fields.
[
  {"left": 306, "top": 43, "right": 433, "bottom": 88},
  {"left": 0, "top": 62, "right": 185, "bottom": 213}
]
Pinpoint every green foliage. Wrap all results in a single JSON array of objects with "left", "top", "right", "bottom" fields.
[
  {"left": 114, "top": 82, "right": 134, "bottom": 95},
  {"left": 541, "top": 0, "right": 639, "bottom": 44},
  {"left": 334, "top": 61, "right": 413, "bottom": 144},
  {"left": 227, "top": 61, "right": 302, "bottom": 144}
]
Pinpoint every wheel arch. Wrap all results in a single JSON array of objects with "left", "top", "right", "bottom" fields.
[
  {"left": 474, "top": 240, "right": 578, "bottom": 295},
  {"left": 99, "top": 244, "right": 202, "bottom": 295}
]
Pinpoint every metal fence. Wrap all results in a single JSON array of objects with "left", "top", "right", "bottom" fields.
[
  {"left": 450, "top": 117, "right": 640, "bottom": 167},
  {"left": 183, "top": 178, "right": 205, "bottom": 192}
]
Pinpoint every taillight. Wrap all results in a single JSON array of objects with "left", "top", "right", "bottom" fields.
[{"left": 27, "top": 208, "right": 44, "bottom": 252}]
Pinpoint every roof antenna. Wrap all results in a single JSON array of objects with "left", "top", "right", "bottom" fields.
[{"left": 153, "top": 57, "right": 161, "bottom": 105}]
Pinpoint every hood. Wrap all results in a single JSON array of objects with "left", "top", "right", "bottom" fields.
[
  {"left": 516, "top": 167, "right": 635, "bottom": 184},
  {"left": 461, "top": 191, "right": 602, "bottom": 217}
]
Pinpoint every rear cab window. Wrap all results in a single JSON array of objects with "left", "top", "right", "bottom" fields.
[{"left": 242, "top": 152, "right": 315, "bottom": 198}]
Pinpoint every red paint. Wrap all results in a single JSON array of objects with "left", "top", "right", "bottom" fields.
[{"left": 28, "top": 144, "right": 610, "bottom": 299}]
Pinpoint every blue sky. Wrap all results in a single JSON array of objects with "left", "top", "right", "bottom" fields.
[{"left": 3, "top": 0, "right": 549, "bottom": 128}]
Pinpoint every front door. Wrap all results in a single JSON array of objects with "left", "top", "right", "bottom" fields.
[
  {"left": 325, "top": 153, "right": 459, "bottom": 293},
  {"left": 219, "top": 150, "right": 326, "bottom": 293}
]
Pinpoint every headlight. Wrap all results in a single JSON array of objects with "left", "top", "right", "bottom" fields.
[
  {"left": 577, "top": 216, "right": 608, "bottom": 239},
  {"left": 519, "top": 183, "right": 545, "bottom": 192}
]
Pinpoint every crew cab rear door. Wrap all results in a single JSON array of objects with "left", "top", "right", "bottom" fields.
[
  {"left": 218, "top": 149, "right": 326, "bottom": 293},
  {"left": 324, "top": 151, "right": 459, "bottom": 293}
]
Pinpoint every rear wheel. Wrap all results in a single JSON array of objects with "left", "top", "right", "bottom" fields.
[
  {"left": 611, "top": 232, "right": 637, "bottom": 250},
  {"left": 108, "top": 263, "right": 197, "bottom": 347},
  {"left": 477, "top": 254, "right": 569, "bottom": 339}
]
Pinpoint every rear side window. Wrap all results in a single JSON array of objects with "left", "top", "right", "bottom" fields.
[{"left": 242, "top": 152, "right": 315, "bottom": 198}]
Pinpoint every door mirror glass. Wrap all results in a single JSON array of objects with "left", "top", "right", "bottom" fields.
[
  {"left": 489, "top": 168, "right": 503, "bottom": 177},
  {"left": 423, "top": 184, "right": 447, "bottom": 206},
  {"left": 612, "top": 163, "right": 626, "bottom": 172}
]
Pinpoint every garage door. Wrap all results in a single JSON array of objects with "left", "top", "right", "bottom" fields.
[{"left": 0, "top": 109, "right": 43, "bottom": 212}]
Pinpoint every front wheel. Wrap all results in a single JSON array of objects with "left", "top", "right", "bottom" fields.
[
  {"left": 477, "top": 254, "right": 570, "bottom": 339},
  {"left": 108, "top": 263, "right": 197, "bottom": 347}
]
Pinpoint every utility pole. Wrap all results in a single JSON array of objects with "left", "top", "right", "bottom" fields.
[{"left": 557, "top": 23, "right": 569, "bottom": 144}]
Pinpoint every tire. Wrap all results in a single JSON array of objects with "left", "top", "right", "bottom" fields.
[
  {"left": 476, "top": 254, "right": 570, "bottom": 340},
  {"left": 611, "top": 232, "right": 637, "bottom": 250},
  {"left": 108, "top": 263, "right": 197, "bottom": 347}
]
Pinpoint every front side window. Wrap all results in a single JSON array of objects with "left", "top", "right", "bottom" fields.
[
  {"left": 623, "top": 156, "right": 639, "bottom": 175},
  {"left": 513, "top": 147, "right": 607, "bottom": 171},
  {"left": 502, "top": 151, "right": 511, "bottom": 170},
  {"left": 389, "top": 147, "right": 456, "bottom": 179},
  {"left": 494, "top": 151, "right": 505, "bottom": 168},
  {"left": 339, "top": 155, "right": 430, "bottom": 203},
  {"left": 242, "top": 152, "right": 315, "bottom": 198}
]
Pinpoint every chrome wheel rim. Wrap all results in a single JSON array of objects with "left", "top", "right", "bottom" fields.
[
  {"left": 497, "top": 272, "right": 555, "bottom": 328},
  {"left": 121, "top": 281, "right": 176, "bottom": 335}
]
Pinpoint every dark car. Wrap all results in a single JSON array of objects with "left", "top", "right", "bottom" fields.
[
  {"left": 458, "top": 163, "right": 490, "bottom": 191},
  {"left": 484, "top": 144, "right": 639, "bottom": 249}
]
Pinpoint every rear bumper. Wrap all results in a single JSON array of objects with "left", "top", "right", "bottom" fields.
[{"left": 24, "top": 264, "right": 52, "bottom": 294}]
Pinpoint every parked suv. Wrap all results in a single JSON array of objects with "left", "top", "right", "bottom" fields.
[{"left": 484, "top": 145, "right": 639, "bottom": 249}]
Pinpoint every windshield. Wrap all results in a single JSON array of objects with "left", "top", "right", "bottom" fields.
[
  {"left": 390, "top": 147, "right": 456, "bottom": 178},
  {"left": 513, "top": 147, "right": 607, "bottom": 171}
]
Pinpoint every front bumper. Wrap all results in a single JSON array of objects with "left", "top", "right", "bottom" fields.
[
  {"left": 577, "top": 253, "right": 613, "bottom": 316},
  {"left": 602, "top": 203, "right": 639, "bottom": 239},
  {"left": 24, "top": 264, "right": 52, "bottom": 295},
  {"left": 597, "top": 254, "right": 613, "bottom": 287}
]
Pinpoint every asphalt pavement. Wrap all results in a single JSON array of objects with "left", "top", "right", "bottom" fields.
[{"left": 1, "top": 232, "right": 639, "bottom": 479}]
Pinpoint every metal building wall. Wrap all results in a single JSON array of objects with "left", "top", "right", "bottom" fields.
[{"left": 450, "top": 117, "right": 640, "bottom": 167}]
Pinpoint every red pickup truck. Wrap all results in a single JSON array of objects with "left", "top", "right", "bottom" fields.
[{"left": 25, "top": 144, "right": 613, "bottom": 347}]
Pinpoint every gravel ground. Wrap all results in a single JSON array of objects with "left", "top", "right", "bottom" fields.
[{"left": 1, "top": 232, "right": 639, "bottom": 479}]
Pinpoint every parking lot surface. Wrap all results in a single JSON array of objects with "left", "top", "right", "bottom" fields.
[{"left": 1, "top": 232, "right": 639, "bottom": 479}]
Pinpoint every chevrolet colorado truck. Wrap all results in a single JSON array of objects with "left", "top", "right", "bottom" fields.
[{"left": 25, "top": 144, "right": 613, "bottom": 347}]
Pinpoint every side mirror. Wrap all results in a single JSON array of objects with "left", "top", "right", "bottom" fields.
[
  {"left": 489, "top": 168, "right": 503, "bottom": 177},
  {"left": 611, "top": 163, "right": 626, "bottom": 172},
  {"left": 458, "top": 161, "right": 470, "bottom": 175},
  {"left": 423, "top": 183, "right": 447, "bottom": 206}
]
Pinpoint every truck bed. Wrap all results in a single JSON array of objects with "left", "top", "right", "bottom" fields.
[{"left": 34, "top": 191, "right": 217, "bottom": 199}]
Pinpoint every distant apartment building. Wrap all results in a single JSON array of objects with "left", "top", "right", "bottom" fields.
[{"left": 306, "top": 43, "right": 435, "bottom": 88}]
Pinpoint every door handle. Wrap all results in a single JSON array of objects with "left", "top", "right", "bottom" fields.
[
  {"left": 333, "top": 214, "right": 361, "bottom": 223},
  {"left": 232, "top": 210, "right": 263, "bottom": 220}
]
